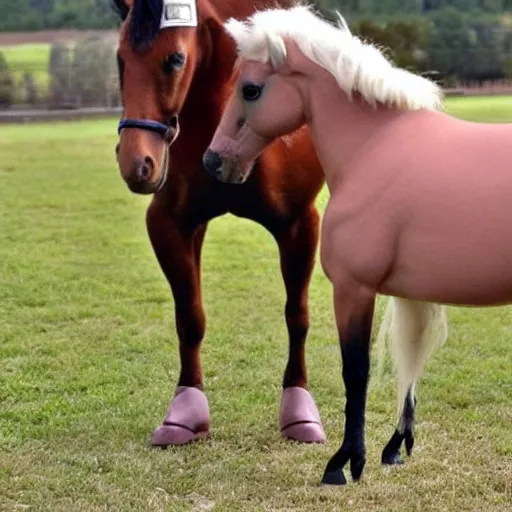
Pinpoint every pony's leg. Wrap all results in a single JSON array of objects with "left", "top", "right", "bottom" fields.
[
  {"left": 379, "top": 299, "right": 448, "bottom": 465},
  {"left": 322, "top": 283, "right": 375, "bottom": 485},
  {"left": 145, "top": 200, "right": 210, "bottom": 446},
  {"left": 272, "top": 207, "right": 326, "bottom": 443},
  {"left": 381, "top": 384, "right": 415, "bottom": 465}
]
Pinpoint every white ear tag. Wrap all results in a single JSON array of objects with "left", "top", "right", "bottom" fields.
[{"left": 160, "top": 0, "right": 198, "bottom": 29}]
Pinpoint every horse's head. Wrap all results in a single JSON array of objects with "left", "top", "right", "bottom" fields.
[
  {"left": 204, "top": 29, "right": 306, "bottom": 184},
  {"left": 114, "top": 0, "right": 227, "bottom": 194}
]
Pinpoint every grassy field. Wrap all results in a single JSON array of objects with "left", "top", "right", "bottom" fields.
[
  {"left": 446, "top": 95, "right": 512, "bottom": 122},
  {"left": 0, "top": 97, "right": 511, "bottom": 511}
]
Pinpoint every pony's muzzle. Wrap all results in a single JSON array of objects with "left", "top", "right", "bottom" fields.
[
  {"left": 203, "top": 149, "right": 223, "bottom": 179},
  {"left": 203, "top": 149, "right": 248, "bottom": 184}
]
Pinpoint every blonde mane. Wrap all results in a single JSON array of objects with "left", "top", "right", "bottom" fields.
[{"left": 225, "top": 5, "right": 443, "bottom": 111}]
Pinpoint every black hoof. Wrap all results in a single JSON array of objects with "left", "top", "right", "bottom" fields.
[
  {"left": 381, "top": 430, "right": 405, "bottom": 465},
  {"left": 323, "top": 442, "right": 365, "bottom": 484},
  {"left": 321, "top": 469, "right": 347, "bottom": 486},
  {"left": 382, "top": 451, "right": 404, "bottom": 465},
  {"left": 350, "top": 455, "right": 366, "bottom": 481}
]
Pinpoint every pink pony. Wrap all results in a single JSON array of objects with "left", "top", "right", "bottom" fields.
[{"left": 204, "top": 5, "right": 512, "bottom": 485}]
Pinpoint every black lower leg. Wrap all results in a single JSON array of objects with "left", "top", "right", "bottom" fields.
[
  {"left": 381, "top": 387, "right": 416, "bottom": 465},
  {"left": 322, "top": 310, "right": 372, "bottom": 485}
]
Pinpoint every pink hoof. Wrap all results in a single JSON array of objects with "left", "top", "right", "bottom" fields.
[
  {"left": 151, "top": 386, "right": 210, "bottom": 446},
  {"left": 279, "top": 386, "right": 326, "bottom": 443}
]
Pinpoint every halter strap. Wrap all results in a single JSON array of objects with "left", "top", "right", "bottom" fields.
[{"left": 117, "top": 119, "right": 171, "bottom": 138}]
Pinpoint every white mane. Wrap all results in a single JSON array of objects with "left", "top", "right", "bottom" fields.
[{"left": 224, "top": 5, "right": 443, "bottom": 111}]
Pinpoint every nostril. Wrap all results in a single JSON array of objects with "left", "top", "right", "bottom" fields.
[
  {"left": 138, "top": 156, "right": 154, "bottom": 181},
  {"left": 203, "top": 149, "right": 223, "bottom": 176},
  {"left": 143, "top": 156, "right": 153, "bottom": 170}
]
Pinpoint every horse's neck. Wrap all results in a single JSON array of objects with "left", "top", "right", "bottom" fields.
[
  {"left": 180, "top": 0, "right": 279, "bottom": 136},
  {"left": 305, "top": 73, "right": 403, "bottom": 190},
  {"left": 180, "top": 0, "right": 298, "bottom": 147},
  {"left": 205, "top": 0, "right": 295, "bottom": 20}
]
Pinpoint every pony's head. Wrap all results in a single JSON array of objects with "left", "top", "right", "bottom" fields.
[
  {"left": 114, "top": 0, "right": 229, "bottom": 194},
  {"left": 204, "top": 5, "right": 443, "bottom": 184},
  {"left": 203, "top": 13, "right": 306, "bottom": 184},
  {"left": 203, "top": 54, "right": 307, "bottom": 184}
]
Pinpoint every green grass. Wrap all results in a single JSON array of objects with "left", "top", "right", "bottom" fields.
[
  {"left": 1, "top": 43, "right": 51, "bottom": 99},
  {"left": 445, "top": 95, "right": 512, "bottom": 122},
  {"left": 0, "top": 98, "right": 511, "bottom": 511}
]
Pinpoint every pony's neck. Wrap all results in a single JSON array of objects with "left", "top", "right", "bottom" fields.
[{"left": 299, "top": 70, "right": 405, "bottom": 191}]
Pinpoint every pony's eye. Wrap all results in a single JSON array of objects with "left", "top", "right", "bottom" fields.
[
  {"left": 162, "top": 52, "right": 186, "bottom": 75},
  {"left": 242, "top": 84, "right": 263, "bottom": 102}
]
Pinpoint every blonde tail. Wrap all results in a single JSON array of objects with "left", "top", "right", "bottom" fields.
[{"left": 376, "top": 297, "right": 448, "bottom": 421}]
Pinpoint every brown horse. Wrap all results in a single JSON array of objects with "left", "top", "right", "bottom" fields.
[{"left": 113, "top": 0, "right": 327, "bottom": 445}]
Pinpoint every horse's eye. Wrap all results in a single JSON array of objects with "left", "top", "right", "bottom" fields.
[
  {"left": 162, "top": 52, "right": 186, "bottom": 75},
  {"left": 242, "top": 84, "right": 263, "bottom": 102}
]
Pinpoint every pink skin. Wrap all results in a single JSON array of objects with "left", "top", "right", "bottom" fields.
[
  {"left": 208, "top": 39, "right": 512, "bottom": 304},
  {"left": 152, "top": 386, "right": 325, "bottom": 445},
  {"left": 207, "top": 37, "right": 512, "bottom": 483},
  {"left": 151, "top": 386, "right": 210, "bottom": 445},
  {"left": 206, "top": 58, "right": 306, "bottom": 183}
]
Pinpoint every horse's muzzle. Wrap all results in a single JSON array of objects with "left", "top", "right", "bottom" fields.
[
  {"left": 117, "top": 144, "right": 169, "bottom": 195},
  {"left": 124, "top": 156, "right": 156, "bottom": 194}
]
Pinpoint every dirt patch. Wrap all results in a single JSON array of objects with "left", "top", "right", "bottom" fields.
[{"left": 0, "top": 29, "right": 119, "bottom": 46}]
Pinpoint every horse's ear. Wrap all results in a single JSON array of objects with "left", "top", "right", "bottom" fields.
[{"left": 111, "top": 0, "right": 133, "bottom": 21}]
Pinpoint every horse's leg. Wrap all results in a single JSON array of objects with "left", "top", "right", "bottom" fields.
[
  {"left": 272, "top": 207, "right": 325, "bottom": 443},
  {"left": 145, "top": 200, "right": 210, "bottom": 446},
  {"left": 379, "top": 299, "right": 448, "bottom": 465},
  {"left": 322, "top": 283, "right": 375, "bottom": 485}
]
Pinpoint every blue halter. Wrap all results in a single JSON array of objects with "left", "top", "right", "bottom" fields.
[{"left": 117, "top": 119, "right": 171, "bottom": 139}]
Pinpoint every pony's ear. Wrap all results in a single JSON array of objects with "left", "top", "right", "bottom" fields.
[
  {"left": 111, "top": 0, "right": 133, "bottom": 20},
  {"left": 224, "top": 18, "right": 247, "bottom": 44},
  {"left": 265, "top": 32, "right": 286, "bottom": 71},
  {"left": 278, "top": 38, "right": 316, "bottom": 77},
  {"left": 224, "top": 18, "right": 287, "bottom": 71}
]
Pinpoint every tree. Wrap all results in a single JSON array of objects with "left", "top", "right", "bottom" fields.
[
  {"left": 48, "top": 42, "right": 73, "bottom": 107},
  {"left": 22, "top": 72, "right": 39, "bottom": 105},
  {"left": 0, "top": 0, "right": 119, "bottom": 31},
  {"left": 427, "top": 7, "right": 476, "bottom": 80},
  {"left": 353, "top": 18, "right": 429, "bottom": 72},
  {"left": 0, "top": 52, "right": 15, "bottom": 108},
  {"left": 71, "top": 35, "right": 120, "bottom": 107}
]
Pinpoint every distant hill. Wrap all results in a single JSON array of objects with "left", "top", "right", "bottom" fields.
[
  {"left": 3, "top": 0, "right": 512, "bottom": 87},
  {"left": 0, "top": 0, "right": 119, "bottom": 32},
  {"left": 319, "top": 0, "right": 512, "bottom": 18},
  {"left": 2, "top": 1, "right": 512, "bottom": 32}
]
